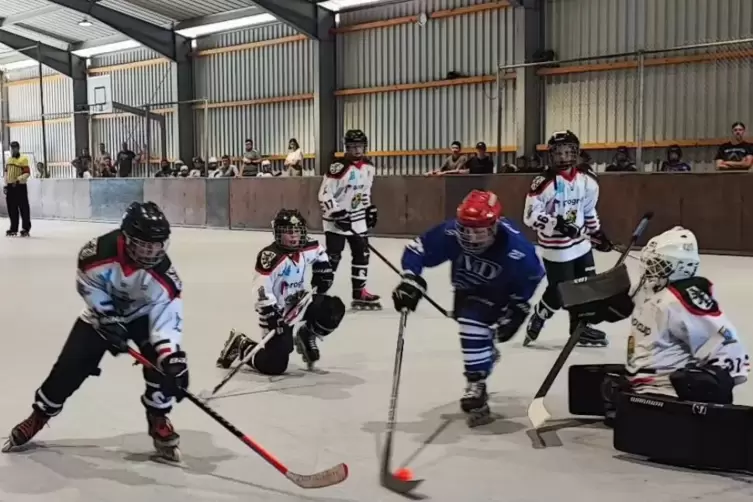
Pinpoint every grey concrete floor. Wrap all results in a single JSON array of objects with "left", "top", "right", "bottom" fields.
[{"left": 0, "top": 221, "right": 752, "bottom": 502}]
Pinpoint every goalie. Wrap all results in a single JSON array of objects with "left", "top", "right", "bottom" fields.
[
  {"left": 215, "top": 209, "right": 345, "bottom": 373},
  {"left": 565, "top": 227, "right": 751, "bottom": 471}
]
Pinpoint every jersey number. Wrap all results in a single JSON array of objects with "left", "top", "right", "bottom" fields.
[
  {"left": 532, "top": 215, "right": 548, "bottom": 231},
  {"left": 709, "top": 355, "right": 750, "bottom": 374}
]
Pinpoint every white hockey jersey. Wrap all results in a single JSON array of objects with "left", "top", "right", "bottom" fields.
[
  {"left": 626, "top": 277, "right": 749, "bottom": 397},
  {"left": 76, "top": 230, "right": 184, "bottom": 356},
  {"left": 254, "top": 240, "right": 329, "bottom": 312},
  {"left": 318, "top": 159, "right": 375, "bottom": 236},
  {"left": 523, "top": 168, "right": 600, "bottom": 262}
]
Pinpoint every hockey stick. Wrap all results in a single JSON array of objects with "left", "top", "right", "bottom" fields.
[
  {"left": 200, "top": 288, "right": 313, "bottom": 401},
  {"left": 367, "top": 242, "right": 452, "bottom": 318},
  {"left": 527, "top": 211, "right": 654, "bottom": 430},
  {"left": 127, "top": 346, "right": 349, "bottom": 489},
  {"left": 380, "top": 309, "right": 424, "bottom": 495}
]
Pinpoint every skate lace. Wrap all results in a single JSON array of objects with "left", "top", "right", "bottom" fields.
[{"left": 18, "top": 414, "right": 46, "bottom": 438}]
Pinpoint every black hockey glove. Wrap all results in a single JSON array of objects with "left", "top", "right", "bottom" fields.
[
  {"left": 554, "top": 216, "right": 582, "bottom": 239},
  {"left": 330, "top": 209, "right": 351, "bottom": 232},
  {"left": 366, "top": 205, "right": 378, "bottom": 229},
  {"left": 495, "top": 301, "right": 531, "bottom": 343},
  {"left": 311, "top": 261, "right": 334, "bottom": 294},
  {"left": 392, "top": 273, "right": 427, "bottom": 312},
  {"left": 96, "top": 316, "right": 129, "bottom": 356},
  {"left": 159, "top": 350, "right": 189, "bottom": 402},
  {"left": 257, "top": 302, "right": 284, "bottom": 333},
  {"left": 589, "top": 229, "right": 613, "bottom": 252}
]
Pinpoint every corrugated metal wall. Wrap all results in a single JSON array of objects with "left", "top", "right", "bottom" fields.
[
  {"left": 338, "top": 0, "right": 516, "bottom": 174},
  {"left": 89, "top": 47, "right": 175, "bottom": 164},
  {"left": 193, "top": 24, "right": 317, "bottom": 160},
  {"left": 543, "top": 0, "right": 753, "bottom": 170}
]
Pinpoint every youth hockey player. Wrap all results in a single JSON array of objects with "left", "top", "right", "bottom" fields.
[
  {"left": 2, "top": 202, "right": 188, "bottom": 461},
  {"left": 392, "top": 190, "right": 544, "bottom": 426},
  {"left": 523, "top": 130, "right": 613, "bottom": 348},
  {"left": 216, "top": 209, "right": 345, "bottom": 372},
  {"left": 318, "top": 129, "right": 380, "bottom": 310},
  {"left": 626, "top": 226, "right": 749, "bottom": 400}
]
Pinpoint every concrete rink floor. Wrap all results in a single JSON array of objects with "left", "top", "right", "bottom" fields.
[{"left": 1, "top": 220, "right": 753, "bottom": 502}]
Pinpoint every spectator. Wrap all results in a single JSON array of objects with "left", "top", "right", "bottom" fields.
[
  {"left": 5, "top": 140, "right": 31, "bottom": 236},
  {"left": 154, "top": 159, "right": 172, "bottom": 177},
  {"left": 660, "top": 145, "right": 691, "bottom": 172},
  {"left": 95, "top": 143, "right": 110, "bottom": 168},
  {"left": 35, "top": 162, "right": 49, "bottom": 179},
  {"left": 513, "top": 155, "right": 544, "bottom": 173},
  {"left": 605, "top": 146, "right": 637, "bottom": 172},
  {"left": 241, "top": 139, "right": 262, "bottom": 176},
  {"left": 579, "top": 150, "right": 592, "bottom": 168},
  {"left": 284, "top": 138, "right": 304, "bottom": 176},
  {"left": 206, "top": 156, "right": 219, "bottom": 177},
  {"left": 499, "top": 160, "right": 518, "bottom": 173},
  {"left": 463, "top": 142, "right": 495, "bottom": 174},
  {"left": 170, "top": 161, "right": 181, "bottom": 177},
  {"left": 115, "top": 142, "right": 137, "bottom": 178},
  {"left": 189, "top": 157, "right": 205, "bottom": 177},
  {"left": 426, "top": 141, "right": 467, "bottom": 176},
  {"left": 715, "top": 122, "right": 753, "bottom": 171},
  {"left": 178, "top": 163, "right": 190, "bottom": 177},
  {"left": 213, "top": 155, "right": 240, "bottom": 178},
  {"left": 99, "top": 157, "right": 115, "bottom": 178}
]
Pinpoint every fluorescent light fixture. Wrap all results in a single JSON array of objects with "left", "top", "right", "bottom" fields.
[
  {"left": 318, "top": 0, "right": 386, "bottom": 11},
  {"left": 78, "top": 18, "right": 93, "bottom": 27},
  {"left": 72, "top": 39, "right": 141, "bottom": 58},
  {"left": 176, "top": 14, "right": 277, "bottom": 38},
  {"left": 0, "top": 59, "right": 40, "bottom": 71}
]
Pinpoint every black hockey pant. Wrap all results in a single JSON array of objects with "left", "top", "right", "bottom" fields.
[
  {"left": 248, "top": 294, "right": 345, "bottom": 375},
  {"left": 324, "top": 232, "right": 370, "bottom": 297},
  {"left": 32, "top": 317, "right": 177, "bottom": 419},
  {"left": 538, "top": 251, "right": 596, "bottom": 333}
]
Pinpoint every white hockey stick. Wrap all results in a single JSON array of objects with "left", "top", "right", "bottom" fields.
[{"left": 200, "top": 288, "right": 313, "bottom": 401}]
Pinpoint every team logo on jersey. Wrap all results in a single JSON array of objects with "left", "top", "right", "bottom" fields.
[
  {"left": 351, "top": 193, "right": 363, "bottom": 209},
  {"left": 460, "top": 255, "right": 502, "bottom": 281},
  {"left": 565, "top": 208, "right": 577, "bottom": 224},
  {"left": 686, "top": 285, "right": 715, "bottom": 312},
  {"left": 626, "top": 335, "right": 635, "bottom": 359},
  {"left": 530, "top": 176, "right": 546, "bottom": 192},
  {"left": 260, "top": 250, "right": 277, "bottom": 270},
  {"left": 79, "top": 238, "right": 98, "bottom": 260},
  {"left": 329, "top": 162, "right": 345, "bottom": 175},
  {"left": 507, "top": 249, "right": 526, "bottom": 260}
]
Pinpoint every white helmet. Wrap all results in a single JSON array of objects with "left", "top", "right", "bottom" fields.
[{"left": 639, "top": 226, "right": 699, "bottom": 289}]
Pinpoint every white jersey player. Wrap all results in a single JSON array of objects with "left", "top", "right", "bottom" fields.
[
  {"left": 627, "top": 226, "right": 749, "bottom": 402},
  {"left": 3, "top": 202, "right": 187, "bottom": 462},
  {"left": 318, "top": 129, "right": 381, "bottom": 310},
  {"left": 216, "top": 209, "right": 345, "bottom": 373},
  {"left": 522, "top": 130, "right": 613, "bottom": 347}
]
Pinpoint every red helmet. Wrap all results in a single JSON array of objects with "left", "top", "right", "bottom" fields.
[
  {"left": 455, "top": 190, "right": 502, "bottom": 252},
  {"left": 456, "top": 190, "right": 503, "bottom": 227}
]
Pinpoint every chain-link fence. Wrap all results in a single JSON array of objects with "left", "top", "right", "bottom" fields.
[{"left": 498, "top": 37, "right": 753, "bottom": 172}]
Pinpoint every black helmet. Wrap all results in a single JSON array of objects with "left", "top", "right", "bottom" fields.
[
  {"left": 272, "top": 209, "right": 307, "bottom": 251},
  {"left": 121, "top": 201, "right": 170, "bottom": 268},
  {"left": 547, "top": 130, "right": 580, "bottom": 170},
  {"left": 667, "top": 144, "right": 682, "bottom": 160},
  {"left": 344, "top": 129, "right": 367, "bottom": 159}
]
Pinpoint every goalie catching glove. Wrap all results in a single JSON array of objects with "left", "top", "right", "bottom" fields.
[{"left": 392, "top": 273, "right": 427, "bottom": 312}]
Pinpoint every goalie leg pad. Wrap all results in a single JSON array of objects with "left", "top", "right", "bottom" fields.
[
  {"left": 568, "top": 363, "right": 626, "bottom": 419},
  {"left": 614, "top": 392, "right": 753, "bottom": 472},
  {"left": 305, "top": 294, "right": 345, "bottom": 337}
]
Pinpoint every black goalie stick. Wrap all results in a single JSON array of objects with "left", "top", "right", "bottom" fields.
[
  {"left": 127, "top": 346, "right": 348, "bottom": 489},
  {"left": 380, "top": 309, "right": 424, "bottom": 494},
  {"left": 527, "top": 211, "right": 654, "bottom": 429}
]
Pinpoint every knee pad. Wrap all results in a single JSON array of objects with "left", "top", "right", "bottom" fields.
[
  {"left": 568, "top": 364, "right": 626, "bottom": 419},
  {"left": 306, "top": 294, "right": 345, "bottom": 336},
  {"left": 347, "top": 235, "right": 368, "bottom": 266},
  {"left": 614, "top": 392, "right": 753, "bottom": 472}
]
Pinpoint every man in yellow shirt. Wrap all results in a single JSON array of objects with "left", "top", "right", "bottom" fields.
[{"left": 5, "top": 141, "right": 31, "bottom": 237}]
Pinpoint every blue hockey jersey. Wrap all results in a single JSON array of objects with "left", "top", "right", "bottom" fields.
[{"left": 401, "top": 218, "right": 544, "bottom": 307}]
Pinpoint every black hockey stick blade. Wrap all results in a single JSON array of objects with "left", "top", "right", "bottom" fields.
[
  {"left": 527, "top": 211, "right": 654, "bottom": 429},
  {"left": 127, "top": 346, "right": 349, "bottom": 489},
  {"left": 380, "top": 430, "right": 424, "bottom": 494}
]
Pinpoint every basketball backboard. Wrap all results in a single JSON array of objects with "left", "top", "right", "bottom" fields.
[{"left": 87, "top": 74, "right": 113, "bottom": 115}]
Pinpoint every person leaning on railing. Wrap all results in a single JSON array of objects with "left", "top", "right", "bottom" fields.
[
  {"left": 4, "top": 141, "right": 31, "bottom": 237},
  {"left": 715, "top": 122, "right": 753, "bottom": 172}
]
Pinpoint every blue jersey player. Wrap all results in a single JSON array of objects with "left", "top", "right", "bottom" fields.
[{"left": 392, "top": 190, "right": 544, "bottom": 427}]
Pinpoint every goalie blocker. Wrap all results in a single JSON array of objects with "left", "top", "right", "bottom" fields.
[{"left": 561, "top": 265, "right": 753, "bottom": 473}]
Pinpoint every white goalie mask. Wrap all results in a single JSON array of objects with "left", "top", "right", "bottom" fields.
[{"left": 639, "top": 226, "right": 700, "bottom": 292}]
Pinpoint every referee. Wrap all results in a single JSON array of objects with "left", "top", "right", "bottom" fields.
[{"left": 5, "top": 141, "right": 31, "bottom": 237}]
